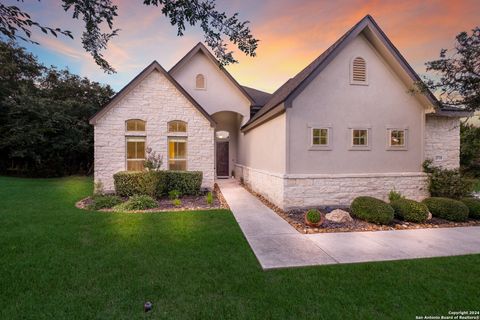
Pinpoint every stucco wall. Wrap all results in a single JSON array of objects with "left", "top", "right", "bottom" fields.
[
  {"left": 170, "top": 51, "right": 251, "bottom": 123},
  {"left": 424, "top": 115, "right": 460, "bottom": 169},
  {"left": 94, "top": 70, "right": 215, "bottom": 192},
  {"left": 237, "top": 112, "right": 287, "bottom": 174},
  {"left": 287, "top": 34, "right": 425, "bottom": 174}
]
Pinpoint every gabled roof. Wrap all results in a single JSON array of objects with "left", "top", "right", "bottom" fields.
[
  {"left": 241, "top": 86, "right": 272, "bottom": 107},
  {"left": 242, "top": 14, "right": 468, "bottom": 131},
  {"left": 169, "top": 42, "right": 255, "bottom": 105},
  {"left": 89, "top": 61, "right": 215, "bottom": 126}
]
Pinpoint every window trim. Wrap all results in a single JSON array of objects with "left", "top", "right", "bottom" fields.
[
  {"left": 195, "top": 73, "right": 206, "bottom": 90},
  {"left": 386, "top": 127, "right": 408, "bottom": 151},
  {"left": 125, "top": 136, "right": 146, "bottom": 171},
  {"left": 125, "top": 119, "right": 146, "bottom": 134},
  {"left": 349, "top": 127, "right": 371, "bottom": 150},
  {"left": 167, "top": 120, "right": 187, "bottom": 136},
  {"left": 167, "top": 137, "right": 188, "bottom": 171},
  {"left": 308, "top": 125, "right": 332, "bottom": 150},
  {"left": 350, "top": 56, "right": 368, "bottom": 86}
]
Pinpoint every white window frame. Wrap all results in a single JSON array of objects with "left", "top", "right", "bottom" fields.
[
  {"left": 387, "top": 128, "right": 408, "bottom": 150},
  {"left": 308, "top": 126, "right": 332, "bottom": 150},
  {"left": 125, "top": 136, "right": 146, "bottom": 171},
  {"left": 349, "top": 127, "right": 371, "bottom": 150},
  {"left": 168, "top": 137, "right": 188, "bottom": 171},
  {"left": 195, "top": 73, "right": 206, "bottom": 90},
  {"left": 350, "top": 56, "right": 368, "bottom": 86}
]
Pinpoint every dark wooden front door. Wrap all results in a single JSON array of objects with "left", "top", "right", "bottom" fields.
[{"left": 216, "top": 141, "right": 229, "bottom": 177}]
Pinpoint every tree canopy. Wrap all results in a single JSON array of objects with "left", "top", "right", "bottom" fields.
[
  {"left": 0, "top": 40, "right": 114, "bottom": 176},
  {"left": 0, "top": 0, "right": 259, "bottom": 73}
]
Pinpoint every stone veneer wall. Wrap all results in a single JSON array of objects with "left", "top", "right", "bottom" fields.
[
  {"left": 424, "top": 115, "right": 460, "bottom": 169},
  {"left": 282, "top": 173, "right": 429, "bottom": 210},
  {"left": 234, "top": 164, "right": 284, "bottom": 208},
  {"left": 94, "top": 70, "right": 214, "bottom": 192}
]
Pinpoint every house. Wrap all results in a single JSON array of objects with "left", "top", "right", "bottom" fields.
[{"left": 89, "top": 15, "right": 469, "bottom": 210}]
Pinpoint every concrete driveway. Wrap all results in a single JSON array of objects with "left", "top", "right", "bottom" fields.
[{"left": 218, "top": 179, "right": 480, "bottom": 270}]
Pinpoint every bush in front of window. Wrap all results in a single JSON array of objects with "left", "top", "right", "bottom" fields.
[
  {"left": 164, "top": 171, "right": 203, "bottom": 196},
  {"left": 113, "top": 195, "right": 158, "bottom": 211},
  {"left": 422, "top": 197, "right": 469, "bottom": 222},
  {"left": 390, "top": 198, "right": 429, "bottom": 223},
  {"left": 350, "top": 196, "right": 394, "bottom": 225},
  {"left": 422, "top": 160, "right": 473, "bottom": 199},
  {"left": 114, "top": 171, "right": 167, "bottom": 197}
]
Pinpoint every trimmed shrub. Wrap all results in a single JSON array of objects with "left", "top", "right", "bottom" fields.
[
  {"left": 89, "top": 194, "right": 122, "bottom": 210},
  {"left": 113, "top": 171, "right": 166, "bottom": 197},
  {"left": 114, "top": 195, "right": 157, "bottom": 211},
  {"left": 164, "top": 171, "right": 202, "bottom": 195},
  {"left": 306, "top": 209, "right": 321, "bottom": 224},
  {"left": 422, "top": 197, "right": 469, "bottom": 222},
  {"left": 390, "top": 198, "right": 429, "bottom": 223},
  {"left": 350, "top": 196, "right": 394, "bottom": 225},
  {"left": 461, "top": 198, "right": 480, "bottom": 219},
  {"left": 423, "top": 160, "right": 473, "bottom": 199}
]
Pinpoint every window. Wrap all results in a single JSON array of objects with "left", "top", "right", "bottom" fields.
[
  {"left": 352, "top": 129, "right": 368, "bottom": 146},
  {"left": 168, "top": 120, "right": 187, "bottom": 133},
  {"left": 195, "top": 74, "right": 206, "bottom": 89},
  {"left": 387, "top": 128, "right": 407, "bottom": 150},
  {"left": 168, "top": 138, "right": 187, "bottom": 170},
  {"left": 126, "top": 137, "right": 145, "bottom": 171},
  {"left": 351, "top": 57, "right": 367, "bottom": 84},
  {"left": 126, "top": 119, "right": 145, "bottom": 132},
  {"left": 312, "top": 128, "right": 329, "bottom": 146}
]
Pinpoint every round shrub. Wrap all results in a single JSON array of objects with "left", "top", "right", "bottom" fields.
[
  {"left": 460, "top": 198, "right": 480, "bottom": 219},
  {"left": 350, "top": 196, "right": 394, "bottom": 225},
  {"left": 390, "top": 199, "right": 429, "bottom": 223},
  {"left": 114, "top": 195, "right": 157, "bottom": 211},
  {"left": 89, "top": 194, "right": 122, "bottom": 210},
  {"left": 422, "top": 197, "right": 469, "bottom": 222},
  {"left": 306, "top": 209, "right": 321, "bottom": 224}
]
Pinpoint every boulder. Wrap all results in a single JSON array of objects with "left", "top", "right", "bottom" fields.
[
  {"left": 325, "top": 209, "right": 353, "bottom": 223},
  {"left": 427, "top": 211, "right": 433, "bottom": 220}
]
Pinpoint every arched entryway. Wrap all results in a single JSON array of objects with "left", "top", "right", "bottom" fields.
[{"left": 211, "top": 111, "right": 243, "bottom": 178}]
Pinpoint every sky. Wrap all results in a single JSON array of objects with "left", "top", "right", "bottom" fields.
[{"left": 4, "top": 0, "right": 479, "bottom": 93}]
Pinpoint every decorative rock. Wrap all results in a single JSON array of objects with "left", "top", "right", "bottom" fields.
[
  {"left": 427, "top": 211, "right": 433, "bottom": 220},
  {"left": 325, "top": 209, "right": 353, "bottom": 223}
]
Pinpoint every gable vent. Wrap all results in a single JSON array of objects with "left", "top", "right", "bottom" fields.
[{"left": 351, "top": 57, "right": 367, "bottom": 83}]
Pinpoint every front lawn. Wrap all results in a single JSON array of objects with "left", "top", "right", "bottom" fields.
[{"left": 1, "top": 176, "right": 479, "bottom": 319}]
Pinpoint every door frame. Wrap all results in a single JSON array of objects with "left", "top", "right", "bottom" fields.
[{"left": 215, "top": 140, "right": 230, "bottom": 178}]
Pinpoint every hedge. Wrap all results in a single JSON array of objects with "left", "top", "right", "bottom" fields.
[
  {"left": 460, "top": 198, "right": 480, "bottom": 219},
  {"left": 113, "top": 170, "right": 202, "bottom": 197},
  {"left": 350, "top": 196, "right": 394, "bottom": 225},
  {"left": 422, "top": 197, "right": 469, "bottom": 222},
  {"left": 390, "top": 198, "right": 429, "bottom": 223}
]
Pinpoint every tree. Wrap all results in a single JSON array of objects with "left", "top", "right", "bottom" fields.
[
  {"left": 0, "top": 40, "right": 114, "bottom": 176},
  {"left": 419, "top": 27, "right": 479, "bottom": 112},
  {"left": 0, "top": 0, "right": 259, "bottom": 73}
]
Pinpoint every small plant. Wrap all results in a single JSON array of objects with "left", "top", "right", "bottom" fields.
[
  {"left": 94, "top": 180, "right": 104, "bottom": 195},
  {"left": 144, "top": 147, "right": 163, "bottom": 171},
  {"left": 306, "top": 209, "right": 321, "bottom": 224},
  {"left": 205, "top": 191, "right": 214, "bottom": 205},
  {"left": 350, "top": 196, "right": 394, "bottom": 225},
  {"left": 422, "top": 197, "right": 469, "bottom": 222},
  {"left": 89, "top": 194, "right": 122, "bottom": 210},
  {"left": 113, "top": 195, "right": 157, "bottom": 211},
  {"left": 172, "top": 198, "right": 182, "bottom": 207},
  {"left": 168, "top": 189, "right": 181, "bottom": 200},
  {"left": 388, "top": 189, "right": 404, "bottom": 202}
]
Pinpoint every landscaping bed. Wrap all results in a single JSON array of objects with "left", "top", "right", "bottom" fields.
[{"left": 243, "top": 184, "right": 480, "bottom": 234}]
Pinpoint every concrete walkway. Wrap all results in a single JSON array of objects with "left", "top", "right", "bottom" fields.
[{"left": 218, "top": 179, "right": 480, "bottom": 270}]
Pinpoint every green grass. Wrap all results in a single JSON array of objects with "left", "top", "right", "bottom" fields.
[{"left": 1, "top": 176, "right": 479, "bottom": 319}]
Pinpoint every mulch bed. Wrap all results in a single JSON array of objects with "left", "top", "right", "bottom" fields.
[
  {"left": 241, "top": 183, "right": 480, "bottom": 234},
  {"left": 76, "top": 183, "right": 229, "bottom": 212}
]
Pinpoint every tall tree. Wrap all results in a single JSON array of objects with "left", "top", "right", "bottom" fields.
[
  {"left": 420, "top": 27, "right": 479, "bottom": 112},
  {"left": 0, "top": 0, "right": 259, "bottom": 73}
]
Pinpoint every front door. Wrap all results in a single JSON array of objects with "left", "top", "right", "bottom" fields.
[{"left": 216, "top": 141, "right": 229, "bottom": 177}]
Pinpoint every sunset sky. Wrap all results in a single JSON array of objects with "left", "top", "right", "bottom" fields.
[{"left": 5, "top": 0, "right": 479, "bottom": 93}]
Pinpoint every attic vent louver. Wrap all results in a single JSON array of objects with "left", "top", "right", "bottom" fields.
[{"left": 351, "top": 57, "right": 367, "bottom": 84}]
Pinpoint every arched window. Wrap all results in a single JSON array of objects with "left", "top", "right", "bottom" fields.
[
  {"left": 125, "top": 119, "right": 146, "bottom": 132},
  {"left": 168, "top": 120, "right": 187, "bottom": 133},
  {"left": 351, "top": 57, "right": 367, "bottom": 84},
  {"left": 195, "top": 74, "right": 206, "bottom": 89}
]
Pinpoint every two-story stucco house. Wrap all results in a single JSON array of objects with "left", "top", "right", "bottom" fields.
[{"left": 90, "top": 15, "right": 468, "bottom": 210}]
